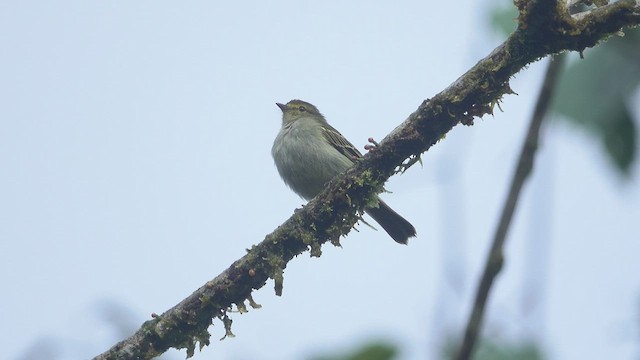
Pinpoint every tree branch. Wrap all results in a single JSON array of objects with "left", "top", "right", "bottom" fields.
[
  {"left": 94, "top": 1, "right": 640, "bottom": 359},
  {"left": 454, "top": 54, "right": 566, "bottom": 360}
]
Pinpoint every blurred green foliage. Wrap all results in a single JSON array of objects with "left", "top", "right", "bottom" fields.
[
  {"left": 490, "top": 3, "right": 518, "bottom": 35},
  {"left": 491, "top": 3, "right": 639, "bottom": 177},
  {"left": 441, "top": 336, "right": 545, "bottom": 360},
  {"left": 309, "top": 341, "right": 398, "bottom": 360},
  {"left": 552, "top": 29, "right": 639, "bottom": 176}
]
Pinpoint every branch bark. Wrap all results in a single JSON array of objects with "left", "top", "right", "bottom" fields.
[{"left": 94, "top": 1, "right": 640, "bottom": 359}]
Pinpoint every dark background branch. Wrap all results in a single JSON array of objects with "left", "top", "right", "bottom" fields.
[{"left": 454, "top": 54, "right": 566, "bottom": 360}]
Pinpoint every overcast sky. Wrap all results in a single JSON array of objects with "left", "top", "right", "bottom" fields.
[{"left": 1, "top": 2, "right": 639, "bottom": 360}]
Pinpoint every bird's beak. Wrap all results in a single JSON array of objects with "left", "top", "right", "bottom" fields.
[{"left": 276, "top": 103, "right": 287, "bottom": 112}]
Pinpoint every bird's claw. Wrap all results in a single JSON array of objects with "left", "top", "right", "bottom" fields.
[{"left": 364, "top": 137, "right": 379, "bottom": 152}]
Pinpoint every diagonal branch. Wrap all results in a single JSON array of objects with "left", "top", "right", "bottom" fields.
[{"left": 94, "top": 1, "right": 640, "bottom": 359}]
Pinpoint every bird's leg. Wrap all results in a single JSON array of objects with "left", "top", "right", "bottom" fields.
[{"left": 365, "top": 137, "right": 421, "bottom": 173}]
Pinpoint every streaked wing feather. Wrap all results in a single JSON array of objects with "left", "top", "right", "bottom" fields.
[{"left": 321, "top": 125, "right": 363, "bottom": 162}]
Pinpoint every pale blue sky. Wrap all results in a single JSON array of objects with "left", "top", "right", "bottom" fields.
[{"left": 1, "top": 2, "right": 639, "bottom": 360}]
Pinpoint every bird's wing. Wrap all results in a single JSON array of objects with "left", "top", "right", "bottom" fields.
[{"left": 321, "top": 124, "right": 363, "bottom": 163}]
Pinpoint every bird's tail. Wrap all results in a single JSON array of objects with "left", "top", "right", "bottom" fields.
[{"left": 366, "top": 199, "right": 416, "bottom": 244}]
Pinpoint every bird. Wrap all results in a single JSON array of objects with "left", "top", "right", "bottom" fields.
[{"left": 271, "top": 99, "right": 416, "bottom": 244}]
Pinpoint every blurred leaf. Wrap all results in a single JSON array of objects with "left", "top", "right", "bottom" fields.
[
  {"left": 441, "top": 336, "right": 545, "bottom": 360},
  {"left": 489, "top": 4, "right": 639, "bottom": 176},
  {"left": 471, "top": 340, "right": 543, "bottom": 360},
  {"left": 552, "top": 28, "right": 640, "bottom": 176},
  {"left": 602, "top": 98, "right": 635, "bottom": 173},
  {"left": 310, "top": 341, "right": 398, "bottom": 360},
  {"left": 18, "top": 338, "right": 61, "bottom": 360},
  {"left": 489, "top": 3, "right": 519, "bottom": 36},
  {"left": 95, "top": 299, "right": 140, "bottom": 338}
]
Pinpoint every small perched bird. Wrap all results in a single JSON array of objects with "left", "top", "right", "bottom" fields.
[{"left": 271, "top": 99, "right": 416, "bottom": 244}]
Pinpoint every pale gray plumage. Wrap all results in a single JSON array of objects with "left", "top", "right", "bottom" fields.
[{"left": 271, "top": 99, "right": 416, "bottom": 244}]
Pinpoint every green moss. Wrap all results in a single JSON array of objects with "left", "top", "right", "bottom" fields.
[
  {"left": 219, "top": 314, "right": 235, "bottom": 340},
  {"left": 270, "top": 262, "right": 284, "bottom": 296}
]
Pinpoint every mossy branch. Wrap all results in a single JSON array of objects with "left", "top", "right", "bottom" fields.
[{"left": 93, "top": 2, "right": 640, "bottom": 359}]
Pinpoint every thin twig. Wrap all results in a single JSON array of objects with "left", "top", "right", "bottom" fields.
[{"left": 454, "top": 54, "right": 566, "bottom": 360}]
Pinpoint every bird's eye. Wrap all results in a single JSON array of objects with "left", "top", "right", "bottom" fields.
[{"left": 298, "top": 106, "right": 306, "bottom": 112}]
